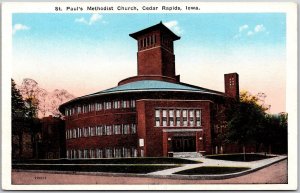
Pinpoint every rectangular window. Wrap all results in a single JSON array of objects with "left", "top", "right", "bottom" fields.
[
  {"left": 131, "top": 124, "right": 136, "bottom": 134},
  {"left": 78, "top": 150, "right": 82, "bottom": 159},
  {"left": 77, "top": 106, "right": 82, "bottom": 114},
  {"left": 113, "top": 125, "right": 122, "bottom": 134},
  {"left": 130, "top": 100, "right": 135, "bottom": 108},
  {"left": 77, "top": 128, "right": 81, "bottom": 138},
  {"left": 122, "top": 100, "right": 130, "bottom": 108},
  {"left": 106, "top": 125, "right": 112, "bottom": 135},
  {"left": 114, "top": 148, "right": 122, "bottom": 158},
  {"left": 182, "top": 110, "right": 188, "bottom": 126},
  {"left": 83, "top": 149, "right": 88, "bottom": 158},
  {"left": 73, "top": 129, "right": 77, "bottom": 138},
  {"left": 84, "top": 127, "right": 88, "bottom": 137},
  {"left": 95, "top": 103, "right": 102, "bottom": 111},
  {"left": 189, "top": 110, "right": 195, "bottom": 126},
  {"left": 66, "top": 150, "right": 69, "bottom": 158},
  {"left": 123, "top": 124, "right": 130, "bottom": 134},
  {"left": 91, "top": 127, "right": 95, "bottom": 136},
  {"left": 96, "top": 149, "right": 103, "bottom": 158},
  {"left": 105, "top": 148, "right": 113, "bottom": 158},
  {"left": 113, "top": 101, "right": 120, "bottom": 109},
  {"left": 96, "top": 125, "right": 103, "bottom": 136},
  {"left": 132, "top": 148, "right": 138, "bottom": 157},
  {"left": 73, "top": 149, "right": 77, "bottom": 159},
  {"left": 104, "top": 102, "right": 111, "bottom": 109},
  {"left": 155, "top": 109, "right": 160, "bottom": 126},
  {"left": 123, "top": 147, "right": 131, "bottom": 158},
  {"left": 90, "top": 149, "right": 95, "bottom": 158},
  {"left": 162, "top": 109, "right": 167, "bottom": 126},
  {"left": 176, "top": 110, "right": 181, "bottom": 126},
  {"left": 66, "top": 131, "right": 68, "bottom": 139},
  {"left": 88, "top": 127, "right": 91, "bottom": 136},
  {"left": 196, "top": 110, "right": 201, "bottom": 126},
  {"left": 169, "top": 109, "right": 174, "bottom": 126}
]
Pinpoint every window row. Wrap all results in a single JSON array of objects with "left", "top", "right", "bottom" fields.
[
  {"left": 66, "top": 124, "right": 137, "bottom": 139},
  {"left": 139, "top": 34, "right": 156, "bottom": 49},
  {"left": 65, "top": 100, "right": 136, "bottom": 116},
  {"left": 66, "top": 147, "right": 138, "bottom": 159},
  {"left": 155, "top": 108, "right": 201, "bottom": 127}
]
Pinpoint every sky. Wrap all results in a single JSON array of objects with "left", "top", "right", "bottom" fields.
[{"left": 12, "top": 13, "right": 286, "bottom": 114}]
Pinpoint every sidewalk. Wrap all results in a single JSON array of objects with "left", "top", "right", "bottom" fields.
[{"left": 147, "top": 155, "right": 287, "bottom": 179}]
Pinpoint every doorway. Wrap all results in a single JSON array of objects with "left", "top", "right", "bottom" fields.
[{"left": 172, "top": 136, "right": 196, "bottom": 152}]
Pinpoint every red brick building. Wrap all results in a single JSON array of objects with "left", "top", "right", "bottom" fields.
[{"left": 59, "top": 22, "right": 239, "bottom": 159}]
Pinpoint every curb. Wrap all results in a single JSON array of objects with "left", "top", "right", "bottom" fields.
[{"left": 12, "top": 157, "right": 287, "bottom": 180}]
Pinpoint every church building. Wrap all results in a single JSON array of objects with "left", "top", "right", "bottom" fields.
[{"left": 59, "top": 22, "right": 239, "bottom": 159}]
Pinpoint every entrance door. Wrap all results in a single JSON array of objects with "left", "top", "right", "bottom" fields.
[{"left": 172, "top": 136, "right": 196, "bottom": 152}]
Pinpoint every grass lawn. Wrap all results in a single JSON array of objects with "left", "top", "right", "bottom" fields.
[
  {"left": 12, "top": 164, "right": 178, "bottom": 174},
  {"left": 12, "top": 157, "right": 201, "bottom": 174},
  {"left": 205, "top": 153, "right": 275, "bottom": 162},
  {"left": 174, "top": 166, "right": 251, "bottom": 175},
  {"left": 13, "top": 157, "right": 200, "bottom": 165}
]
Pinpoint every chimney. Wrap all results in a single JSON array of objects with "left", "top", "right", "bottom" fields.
[{"left": 224, "top": 73, "right": 239, "bottom": 100}]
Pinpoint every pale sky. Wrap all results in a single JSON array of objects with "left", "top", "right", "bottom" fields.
[{"left": 12, "top": 13, "right": 286, "bottom": 114}]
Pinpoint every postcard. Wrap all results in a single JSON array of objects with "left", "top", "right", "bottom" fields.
[{"left": 1, "top": 1, "right": 298, "bottom": 190}]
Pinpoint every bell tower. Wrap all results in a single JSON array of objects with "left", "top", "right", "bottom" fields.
[{"left": 129, "top": 22, "right": 180, "bottom": 79}]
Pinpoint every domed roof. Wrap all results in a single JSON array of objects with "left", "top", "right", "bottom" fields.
[
  {"left": 60, "top": 80, "right": 225, "bottom": 109},
  {"left": 80, "top": 80, "right": 224, "bottom": 99}
]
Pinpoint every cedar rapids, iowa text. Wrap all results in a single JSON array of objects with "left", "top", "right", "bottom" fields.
[{"left": 61, "top": 5, "right": 200, "bottom": 12}]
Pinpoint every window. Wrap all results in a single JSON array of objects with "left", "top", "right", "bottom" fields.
[
  {"left": 90, "top": 149, "right": 95, "bottom": 158},
  {"left": 113, "top": 101, "right": 120, "bottom": 109},
  {"left": 114, "top": 148, "right": 122, "bottom": 158},
  {"left": 78, "top": 150, "right": 82, "bottom": 159},
  {"left": 169, "top": 110, "right": 174, "bottom": 126},
  {"left": 105, "top": 125, "right": 112, "bottom": 135},
  {"left": 162, "top": 110, "right": 167, "bottom": 126},
  {"left": 83, "top": 127, "right": 88, "bottom": 137},
  {"left": 83, "top": 149, "right": 88, "bottom": 158},
  {"left": 96, "top": 149, "right": 103, "bottom": 158},
  {"left": 155, "top": 109, "right": 160, "bottom": 126},
  {"left": 91, "top": 127, "right": 95, "bottom": 136},
  {"left": 182, "top": 110, "right": 188, "bottom": 126},
  {"left": 122, "top": 100, "right": 129, "bottom": 108},
  {"left": 104, "top": 102, "right": 111, "bottom": 110},
  {"left": 123, "top": 124, "right": 130, "bottom": 134},
  {"left": 73, "top": 149, "right": 77, "bottom": 159},
  {"left": 130, "top": 100, "right": 135, "bottom": 108},
  {"left": 131, "top": 124, "right": 136, "bottom": 134},
  {"left": 123, "top": 147, "right": 131, "bottom": 158},
  {"left": 196, "top": 110, "right": 201, "bottom": 126},
  {"left": 73, "top": 129, "right": 77, "bottom": 138},
  {"left": 105, "top": 148, "right": 113, "bottom": 158},
  {"left": 77, "top": 106, "right": 82, "bottom": 114},
  {"left": 77, "top": 128, "right": 81, "bottom": 138},
  {"left": 96, "top": 125, "right": 103, "bottom": 136},
  {"left": 88, "top": 127, "right": 91, "bottom": 136},
  {"left": 66, "top": 131, "right": 68, "bottom": 139},
  {"left": 95, "top": 103, "right": 102, "bottom": 111},
  {"left": 113, "top": 125, "right": 122, "bottom": 134},
  {"left": 132, "top": 148, "right": 138, "bottom": 157},
  {"left": 66, "top": 150, "right": 69, "bottom": 158},
  {"left": 176, "top": 110, "right": 181, "bottom": 126},
  {"left": 189, "top": 110, "right": 194, "bottom": 126}
]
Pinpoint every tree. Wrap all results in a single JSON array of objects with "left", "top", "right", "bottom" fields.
[
  {"left": 11, "top": 79, "right": 26, "bottom": 117},
  {"left": 19, "top": 78, "right": 40, "bottom": 118},
  {"left": 224, "top": 91, "right": 267, "bottom": 160}
]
